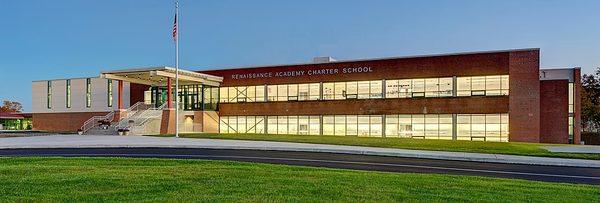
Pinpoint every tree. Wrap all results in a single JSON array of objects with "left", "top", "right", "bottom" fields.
[
  {"left": 0, "top": 100, "right": 23, "bottom": 113},
  {"left": 581, "top": 68, "right": 600, "bottom": 132}
]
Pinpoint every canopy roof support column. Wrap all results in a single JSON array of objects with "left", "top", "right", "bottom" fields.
[
  {"left": 118, "top": 80, "right": 123, "bottom": 109},
  {"left": 167, "top": 78, "right": 173, "bottom": 109}
]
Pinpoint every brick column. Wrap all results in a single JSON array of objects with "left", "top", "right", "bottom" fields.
[
  {"left": 167, "top": 78, "right": 172, "bottom": 109},
  {"left": 118, "top": 80, "right": 123, "bottom": 109},
  {"left": 574, "top": 68, "right": 582, "bottom": 144}
]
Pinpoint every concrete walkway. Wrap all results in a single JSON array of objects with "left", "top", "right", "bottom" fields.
[
  {"left": 1, "top": 135, "right": 599, "bottom": 168},
  {"left": 543, "top": 145, "right": 600, "bottom": 154}
]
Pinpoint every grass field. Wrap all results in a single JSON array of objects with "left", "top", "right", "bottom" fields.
[
  {"left": 150, "top": 133, "right": 600, "bottom": 160},
  {"left": 0, "top": 157, "right": 598, "bottom": 202}
]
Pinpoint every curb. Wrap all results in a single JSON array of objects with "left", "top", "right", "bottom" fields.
[{"left": 2, "top": 144, "right": 599, "bottom": 168}]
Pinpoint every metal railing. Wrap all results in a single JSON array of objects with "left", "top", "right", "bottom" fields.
[
  {"left": 114, "top": 102, "right": 168, "bottom": 132},
  {"left": 80, "top": 111, "right": 115, "bottom": 134}
]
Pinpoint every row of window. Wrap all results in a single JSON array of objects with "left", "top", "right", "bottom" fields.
[
  {"left": 219, "top": 114, "right": 509, "bottom": 142},
  {"left": 219, "top": 75, "right": 509, "bottom": 103},
  {"left": 47, "top": 79, "right": 113, "bottom": 109},
  {"left": 568, "top": 82, "right": 575, "bottom": 143}
]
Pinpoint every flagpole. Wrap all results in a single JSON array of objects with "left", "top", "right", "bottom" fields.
[{"left": 175, "top": 0, "right": 179, "bottom": 138}]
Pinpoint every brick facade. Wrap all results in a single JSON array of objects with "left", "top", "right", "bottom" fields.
[
  {"left": 33, "top": 112, "right": 111, "bottom": 132},
  {"left": 507, "top": 50, "right": 541, "bottom": 142},
  {"left": 540, "top": 80, "right": 569, "bottom": 143}
]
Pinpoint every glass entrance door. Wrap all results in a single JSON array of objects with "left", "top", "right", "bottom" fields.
[
  {"left": 150, "top": 86, "right": 168, "bottom": 108},
  {"left": 146, "top": 85, "right": 218, "bottom": 111}
]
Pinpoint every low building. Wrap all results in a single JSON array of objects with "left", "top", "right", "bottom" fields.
[
  {"left": 0, "top": 112, "right": 33, "bottom": 130},
  {"left": 30, "top": 48, "right": 581, "bottom": 144}
]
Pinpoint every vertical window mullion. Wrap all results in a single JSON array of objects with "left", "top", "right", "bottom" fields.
[
  {"left": 47, "top": 81, "right": 52, "bottom": 109},
  {"left": 66, "top": 79, "right": 71, "bottom": 108},
  {"left": 108, "top": 79, "right": 113, "bottom": 107},
  {"left": 86, "top": 78, "right": 92, "bottom": 108}
]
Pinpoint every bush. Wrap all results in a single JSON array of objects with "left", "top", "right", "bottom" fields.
[{"left": 582, "top": 132, "right": 600, "bottom": 145}]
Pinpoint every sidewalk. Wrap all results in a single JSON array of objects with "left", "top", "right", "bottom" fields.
[{"left": 1, "top": 135, "right": 599, "bottom": 168}]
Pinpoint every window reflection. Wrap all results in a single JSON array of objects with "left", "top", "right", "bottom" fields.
[
  {"left": 220, "top": 113, "right": 509, "bottom": 142},
  {"left": 220, "top": 75, "right": 508, "bottom": 103},
  {"left": 457, "top": 75, "right": 508, "bottom": 96}
]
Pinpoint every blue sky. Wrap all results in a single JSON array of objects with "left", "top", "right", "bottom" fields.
[{"left": 1, "top": 0, "right": 599, "bottom": 111}]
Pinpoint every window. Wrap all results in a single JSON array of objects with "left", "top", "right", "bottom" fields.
[
  {"left": 385, "top": 80, "right": 399, "bottom": 98},
  {"left": 298, "top": 84, "right": 309, "bottom": 100},
  {"left": 457, "top": 75, "right": 509, "bottom": 97},
  {"left": 246, "top": 86, "right": 255, "bottom": 102},
  {"left": 219, "top": 87, "right": 228, "bottom": 103},
  {"left": 220, "top": 114, "right": 508, "bottom": 142},
  {"left": 323, "top": 83, "right": 334, "bottom": 100},
  {"left": 47, "top": 81, "right": 52, "bottom": 109},
  {"left": 277, "top": 85, "right": 288, "bottom": 101},
  {"left": 267, "top": 85, "right": 277, "bottom": 101},
  {"left": 107, "top": 79, "right": 113, "bottom": 107},
  {"left": 334, "top": 82, "right": 345, "bottom": 100},
  {"left": 370, "top": 80, "right": 383, "bottom": 98},
  {"left": 568, "top": 82, "right": 575, "bottom": 143},
  {"left": 456, "top": 114, "right": 508, "bottom": 142},
  {"left": 288, "top": 84, "right": 298, "bottom": 101},
  {"left": 255, "top": 85, "right": 265, "bottom": 102},
  {"left": 346, "top": 82, "right": 358, "bottom": 99},
  {"left": 439, "top": 78, "right": 453, "bottom": 97},
  {"left": 86, "top": 78, "right": 92, "bottom": 108},
  {"left": 568, "top": 83, "right": 574, "bottom": 113},
  {"left": 66, "top": 79, "right": 71, "bottom": 108},
  {"left": 357, "top": 81, "right": 370, "bottom": 99},
  {"left": 323, "top": 116, "right": 334, "bottom": 135}
]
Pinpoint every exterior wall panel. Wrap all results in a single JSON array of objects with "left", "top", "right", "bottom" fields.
[
  {"left": 540, "top": 80, "right": 569, "bottom": 143},
  {"left": 508, "top": 50, "right": 541, "bottom": 142},
  {"left": 31, "top": 78, "right": 131, "bottom": 113},
  {"left": 32, "top": 111, "right": 111, "bottom": 132},
  {"left": 201, "top": 52, "right": 510, "bottom": 86}
]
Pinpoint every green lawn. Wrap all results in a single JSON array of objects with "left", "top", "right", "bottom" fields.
[
  {"left": 0, "top": 157, "right": 598, "bottom": 202},
  {"left": 150, "top": 133, "right": 600, "bottom": 160}
]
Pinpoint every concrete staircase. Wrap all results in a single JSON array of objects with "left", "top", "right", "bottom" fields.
[{"left": 82, "top": 102, "right": 164, "bottom": 136}]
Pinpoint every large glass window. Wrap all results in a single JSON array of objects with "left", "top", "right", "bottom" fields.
[
  {"left": 321, "top": 115, "right": 383, "bottom": 137},
  {"left": 107, "top": 79, "right": 113, "bottom": 107},
  {"left": 66, "top": 79, "right": 71, "bottom": 108},
  {"left": 219, "top": 75, "right": 508, "bottom": 104},
  {"left": 456, "top": 114, "right": 508, "bottom": 142},
  {"left": 219, "top": 116, "right": 266, "bottom": 134},
  {"left": 568, "top": 82, "right": 574, "bottom": 143},
  {"left": 277, "top": 85, "right": 288, "bottom": 101},
  {"left": 386, "top": 78, "right": 452, "bottom": 98},
  {"left": 457, "top": 75, "right": 509, "bottom": 96},
  {"left": 255, "top": 85, "right": 265, "bottom": 102},
  {"left": 385, "top": 114, "right": 452, "bottom": 139},
  {"left": 47, "top": 81, "right": 52, "bottom": 109},
  {"left": 85, "top": 78, "right": 91, "bottom": 108},
  {"left": 220, "top": 114, "right": 508, "bottom": 142},
  {"left": 357, "top": 81, "right": 370, "bottom": 99}
]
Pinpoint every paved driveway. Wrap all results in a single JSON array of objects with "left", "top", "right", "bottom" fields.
[{"left": 1, "top": 134, "right": 599, "bottom": 168}]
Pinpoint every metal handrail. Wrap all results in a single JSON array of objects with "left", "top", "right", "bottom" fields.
[
  {"left": 114, "top": 102, "right": 166, "bottom": 130},
  {"left": 80, "top": 111, "right": 115, "bottom": 134}
]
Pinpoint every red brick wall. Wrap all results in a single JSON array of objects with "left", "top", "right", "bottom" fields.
[
  {"left": 574, "top": 68, "right": 582, "bottom": 144},
  {"left": 508, "top": 50, "right": 541, "bottom": 142},
  {"left": 130, "top": 83, "right": 149, "bottom": 105},
  {"left": 33, "top": 112, "right": 111, "bottom": 132},
  {"left": 540, "top": 80, "right": 569, "bottom": 143},
  {"left": 201, "top": 51, "right": 510, "bottom": 86},
  {"left": 219, "top": 96, "right": 509, "bottom": 116}
]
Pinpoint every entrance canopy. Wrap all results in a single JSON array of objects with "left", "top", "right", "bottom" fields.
[{"left": 100, "top": 66, "right": 223, "bottom": 87}]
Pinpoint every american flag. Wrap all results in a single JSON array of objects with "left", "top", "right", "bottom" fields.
[{"left": 172, "top": 13, "right": 177, "bottom": 41}]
